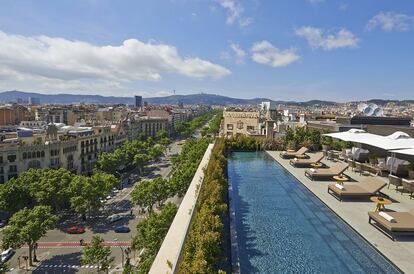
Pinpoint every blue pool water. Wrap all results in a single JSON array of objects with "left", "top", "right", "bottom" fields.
[{"left": 228, "top": 152, "right": 400, "bottom": 274}]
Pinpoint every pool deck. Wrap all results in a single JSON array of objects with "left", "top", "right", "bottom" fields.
[{"left": 266, "top": 151, "right": 414, "bottom": 274}]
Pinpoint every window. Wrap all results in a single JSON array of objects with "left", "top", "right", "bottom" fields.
[
  {"left": 41, "top": 151, "right": 45, "bottom": 157},
  {"left": 7, "top": 155, "right": 16, "bottom": 163},
  {"left": 9, "top": 165, "right": 17, "bottom": 173},
  {"left": 8, "top": 174, "right": 17, "bottom": 180},
  {"left": 37, "top": 151, "right": 41, "bottom": 158},
  {"left": 236, "top": 121, "right": 244, "bottom": 130},
  {"left": 227, "top": 124, "right": 233, "bottom": 130},
  {"left": 23, "top": 152, "right": 27, "bottom": 159},
  {"left": 0, "top": 176, "right": 4, "bottom": 184},
  {"left": 247, "top": 126, "right": 255, "bottom": 131},
  {"left": 0, "top": 167, "right": 3, "bottom": 174}
]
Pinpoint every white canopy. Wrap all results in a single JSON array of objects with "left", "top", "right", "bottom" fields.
[
  {"left": 323, "top": 129, "right": 378, "bottom": 143},
  {"left": 390, "top": 148, "right": 414, "bottom": 157},
  {"left": 362, "top": 132, "right": 414, "bottom": 150},
  {"left": 324, "top": 130, "right": 414, "bottom": 151},
  {"left": 323, "top": 128, "right": 382, "bottom": 144}
]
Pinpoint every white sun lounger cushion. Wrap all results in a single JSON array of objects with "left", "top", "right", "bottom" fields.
[
  {"left": 379, "top": 211, "right": 396, "bottom": 223},
  {"left": 335, "top": 184, "right": 345, "bottom": 190}
]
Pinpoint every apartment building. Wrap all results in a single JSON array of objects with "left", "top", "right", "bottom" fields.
[
  {"left": 0, "top": 105, "right": 30, "bottom": 126},
  {"left": 223, "top": 110, "right": 260, "bottom": 137}
]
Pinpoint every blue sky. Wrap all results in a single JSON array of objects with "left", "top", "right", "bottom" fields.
[{"left": 0, "top": 0, "right": 413, "bottom": 101}]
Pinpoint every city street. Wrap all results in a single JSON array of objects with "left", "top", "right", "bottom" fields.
[{"left": 2, "top": 139, "right": 184, "bottom": 273}]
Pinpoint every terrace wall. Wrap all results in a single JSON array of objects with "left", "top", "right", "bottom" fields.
[{"left": 149, "top": 143, "right": 215, "bottom": 274}]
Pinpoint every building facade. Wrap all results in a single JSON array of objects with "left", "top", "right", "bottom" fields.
[{"left": 223, "top": 110, "right": 260, "bottom": 137}]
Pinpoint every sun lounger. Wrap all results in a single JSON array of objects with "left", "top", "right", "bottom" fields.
[
  {"left": 280, "top": 147, "right": 308, "bottom": 159},
  {"left": 305, "top": 162, "right": 348, "bottom": 181},
  {"left": 368, "top": 209, "right": 414, "bottom": 241},
  {"left": 290, "top": 152, "right": 324, "bottom": 167},
  {"left": 327, "top": 177, "right": 387, "bottom": 201}
]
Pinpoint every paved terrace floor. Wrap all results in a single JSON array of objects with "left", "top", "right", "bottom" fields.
[{"left": 266, "top": 151, "right": 414, "bottom": 274}]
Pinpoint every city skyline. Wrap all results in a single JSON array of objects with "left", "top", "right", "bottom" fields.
[{"left": 0, "top": 0, "right": 413, "bottom": 101}]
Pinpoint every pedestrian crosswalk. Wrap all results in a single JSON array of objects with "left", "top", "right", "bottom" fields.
[{"left": 36, "top": 264, "right": 112, "bottom": 269}]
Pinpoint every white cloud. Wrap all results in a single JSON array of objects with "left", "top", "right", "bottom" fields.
[
  {"left": 216, "top": 0, "right": 252, "bottom": 27},
  {"left": 366, "top": 12, "right": 414, "bottom": 32},
  {"left": 0, "top": 30, "right": 230, "bottom": 95},
  {"left": 295, "top": 26, "right": 359, "bottom": 50},
  {"left": 305, "top": 0, "right": 324, "bottom": 4},
  {"left": 339, "top": 3, "right": 348, "bottom": 11},
  {"left": 251, "top": 40, "right": 300, "bottom": 68},
  {"left": 229, "top": 43, "right": 246, "bottom": 64}
]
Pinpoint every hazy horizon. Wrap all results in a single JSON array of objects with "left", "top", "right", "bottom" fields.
[
  {"left": 2, "top": 90, "right": 414, "bottom": 103},
  {"left": 0, "top": 1, "right": 413, "bottom": 101}
]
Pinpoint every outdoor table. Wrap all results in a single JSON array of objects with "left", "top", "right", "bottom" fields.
[
  {"left": 333, "top": 175, "right": 348, "bottom": 186},
  {"left": 370, "top": 196, "right": 392, "bottom": 212},
  {"left": 310, "top": 163, "right": 322, "bottom": 170}
]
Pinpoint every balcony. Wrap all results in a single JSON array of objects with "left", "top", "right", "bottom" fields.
[{"left": 49, "top": 163, "right": 62, "bottom": 169}]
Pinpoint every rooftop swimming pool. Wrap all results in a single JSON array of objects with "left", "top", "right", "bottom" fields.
[{"left": 228, "top": 152, "right": 399, "bottom": 274}]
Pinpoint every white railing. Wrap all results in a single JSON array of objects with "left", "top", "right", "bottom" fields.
[{"left": 149, "top": 143, "right": 215, "bottom": 274}]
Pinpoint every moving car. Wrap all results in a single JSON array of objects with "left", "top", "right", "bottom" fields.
[
  {"left": 67, "top": 226, "right": 86, "bottom": 234},
  {"left": 107, "top": 214, "right": 123, "bottom": 223},
  {"left": 1, "top": 248, "right": 14, "bottom": 263},
  {"left": 114, "top": 226, "right": 130, "bottom": 233}
]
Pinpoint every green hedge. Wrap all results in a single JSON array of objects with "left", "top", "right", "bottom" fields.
[{"left": 179, "top": 138, "right": 227, "bottom": 273}]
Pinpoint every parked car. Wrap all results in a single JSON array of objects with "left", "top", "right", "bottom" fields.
[
  {"left": 107, "top": 214, "right": 123, "bottom": 223},
  {"left": 0, "top": 220, "right": 6, "bottom": 228},
  {"left": 67, "top": 226, "right": 86, "bottom": 234},
  {"left": 114, "top": 226, "right": 130, "bottom": 233},
  {"left": 1, "top": 248, "right": 14, "bottom": 263}
]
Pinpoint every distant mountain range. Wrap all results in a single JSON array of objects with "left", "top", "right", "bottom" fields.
[{"left": 0, "top": 90, "right": 412, "bottom": 106}]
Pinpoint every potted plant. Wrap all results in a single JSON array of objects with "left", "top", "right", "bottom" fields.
[
  {"left": 408, "top": 163, "right": 414, "bottom": 179},
  {"left": 321, "top": 136, "right": 332, "bottom": 151},
  {"left": 287, "top": 140, "right": 296, "bottom": 151},
  {"left": 368, "top": 153, "right": 378, "bottom": 165},
  {"left": 307, "top": 130, "right": 321, "bottom": 151},
  {"left": 331, "top": 141, "right": 343, "bottom": 151}
]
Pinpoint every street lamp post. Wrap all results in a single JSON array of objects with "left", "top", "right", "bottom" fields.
[{"left": 33, "top": 242, "right": 38, "bottom": 262}]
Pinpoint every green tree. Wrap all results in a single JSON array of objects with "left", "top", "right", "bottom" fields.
[
  {"left": 0, "top": 176, "right": 33, "bottom": 214},
  {"left": 91, "top": 172, "right": 119, "bottom": 197},
  {"left": 132, "top": 203, "right": 177, "bottom": 274},
  {"left": 122, "top": 263, "right": 135, "bottom": 274},
  {"left": 0, "top": 262, "right": 9, "bottom": 274},
  {"left": 158, "top": 137, "right": 171, "bottom": 147},
  {"left": 30, "top": 168, "right": 73, "bottom": 211},
  {"left": 69, "top": 175, "right": 107, "bottom": 219},
  {"left": 2, "top": 206, "right": 58, "bottom": 266},
  {"left": 149, "top": 145, "right": 164, "bottom": 161},
  {"left": 82, "top": 236, "right": 114, "bottom": 273},
  {"left": 95, "top": 151, "right": 124, "bottom": 174},
  {"left": 155, "top": 129, "right": 169, "bottom": 140},
  {"left": 131, "top": 180, "right": 157, "bottom": 212},
  {"left": 133, "top": 153, "right": 149, "bottom": 174}
]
